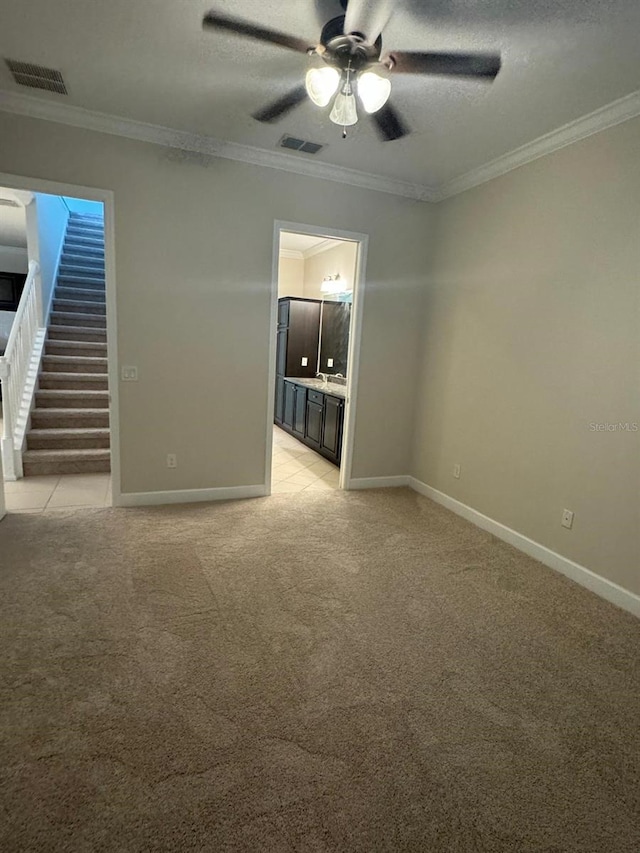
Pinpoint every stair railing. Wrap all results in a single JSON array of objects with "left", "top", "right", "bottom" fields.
[{"left": 0, "top": 260, "right": 42, "bottom": 480}]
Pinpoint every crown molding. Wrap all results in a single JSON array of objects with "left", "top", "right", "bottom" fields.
[
  {"left": 435, "top": 90, "right": 640, "bottom": 201},
  {"left": 280, "top": 239, "right": 342, "bottom": 260},
  {"left": 1, "top": 88, "right": 638, "bottom": 206},
  {"left": 0, "top": 89, "right": 437, "bottom": 203},
  {"left": 303, "top": 239, "right": 336, "bottom": 259}
]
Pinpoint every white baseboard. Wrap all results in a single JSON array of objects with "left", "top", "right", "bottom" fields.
[
  {"left": 115, "top": 483, "right": 268, "bottom": 508},
  {"left": 347, "top": 475, "right": 410, "bottom": 490},
  {"left": 408, "top": 477, "right": 640, "bottom": 619}
]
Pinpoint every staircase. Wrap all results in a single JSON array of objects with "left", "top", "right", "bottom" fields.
[{"left": 22, "top": 212, "right": 110, "bottom": 477}]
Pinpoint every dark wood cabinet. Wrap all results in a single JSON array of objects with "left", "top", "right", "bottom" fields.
[
  {"left": 305, "top": 400, "right": 323, "bottom": 449},
  {"left": 276, "top": 297, "right": 321, "bottom": 380},
  {"left": 283, "top": 381, "right": 295, "bottom": 430},
  {"left": 321, "top": 395, "right": 344, "bottom": 462},
  {"left": 275, "top": 379, "right": 345, "bottom": 467},
  {"left": 285, "top": 299, "right": 321, "bottom": 378},
  {"left": 274, "top": 298, "right": 347, "bottom": 464},
  {"left": 294, "top": 384, "right": 306, "bottom": 436},
  {"left": 274, "top": 376, "right": 285, "bottom": 425},
  {"left": 277, "top": 299, "right": 290, "bottom": 328}
]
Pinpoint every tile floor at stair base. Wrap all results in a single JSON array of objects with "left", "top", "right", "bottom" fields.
[{"left": 3, "top": 474, "right": 112, "bottom": 512}]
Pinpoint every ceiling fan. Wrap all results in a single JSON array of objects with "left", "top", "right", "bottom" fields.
[{"left": 202, "top": 0, "right": 501, "bottom": 141}]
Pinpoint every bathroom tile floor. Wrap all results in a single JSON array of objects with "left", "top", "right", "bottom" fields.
[{"left": 271, "top": 426, "right": 340, "bottom": 493}]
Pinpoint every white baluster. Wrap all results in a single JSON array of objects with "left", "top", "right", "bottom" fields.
[{"left": 0, "top": 260, "right": 41, "bottom": 480}]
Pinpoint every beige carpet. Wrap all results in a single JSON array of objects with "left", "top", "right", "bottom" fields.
[{"left": 1, "top": 488, "right": 639, "bottom": 852}]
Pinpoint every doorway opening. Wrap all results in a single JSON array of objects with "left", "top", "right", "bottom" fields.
[
  {"left": 0, "top": 173, "right": 119, "bottom": 516},
  {"left": 267, "top": 222, "right": 368, "bottom": 494}
]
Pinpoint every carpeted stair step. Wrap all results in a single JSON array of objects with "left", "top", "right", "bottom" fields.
[
  {"left": 53, "top": 299, "right": 106, "bottom": 315},
  {"left": 65, "top": 224, "right": 104, "bottom": 237},
  {"left": 35, "top": 389, "right": 109, "bottom": 409},
  {"left": 58, "top": 264, "right": 105, "bottom": 279},
  {"left": 50, "top": 311, "right": 106, "bottom": 329},
  {"left": 57, "top": 274, "right": 105, "bottom": 289},
  {"left": 27, "top": 428, "right": 110, "bottom": 450},
  {"left": 39, "top": 372, "right": 108, "bottom": 391},
  {"left": 31, "top": 408, "right": 110, "bottom": 429},
  {"left": 45, "top": 339, "right": 108, "bottom": 358},
  {"left": 63, "top": 244, "right": 105, "bottom": 260},
  {"left": 48, "top": 324, "right": 107, "bottom": 342},
  {"left": 22, "top": 448, "right": 111, "bottom": 477},
  {"left": 61, "top": 252, "right": 104, "bottom": 267},
  {"left": 65, "top": 225, "right": 104, "bottom": 241},
  {"left": 42, "top": 354, "right": 108, "bottom": 374},
  {"left": 55, "top": 286, "right": 106, "bottom": 303}
]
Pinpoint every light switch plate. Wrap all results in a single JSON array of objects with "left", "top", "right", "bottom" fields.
[
  {"left": 121, "top": 366, "right": 138, "bottom": 381},
  {"left": 301, "top": 357, "right": 308, "bottom": 366},
  {"left": 327, "top": 358, "right": 334, "bottom": 367}
]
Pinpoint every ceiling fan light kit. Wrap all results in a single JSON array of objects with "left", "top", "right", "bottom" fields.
[
  {"left": 202, "top": 3, "right": 501, "bottom": 142},
  {"left": 330, "top": 83, "right": 359, "bottom": 128},
  {"left": 306, "top": 64, "right": 391, "bottom": 130},
  {"left": 357, "top": 71, "right": 391, "bottom": 114},
  {"left": 305, "top": 67, "right": 340, "bottom": 107}
]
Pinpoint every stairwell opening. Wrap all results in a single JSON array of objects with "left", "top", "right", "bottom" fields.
[{"left": 0, "top": 190, "right": 113, "bottom": 512}]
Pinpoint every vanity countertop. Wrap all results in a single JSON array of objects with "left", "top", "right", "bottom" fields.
[{"left": 285, "top": 377, "right": 347, "bottom": 399}]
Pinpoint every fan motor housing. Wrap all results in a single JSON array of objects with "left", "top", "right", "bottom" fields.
[{"left": 320, "top": 16, "right": 382, "bottom": 70}]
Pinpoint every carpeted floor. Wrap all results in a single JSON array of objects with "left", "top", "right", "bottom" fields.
[{"left": 1, "top": 488, "right": 639, "bottom": 852}]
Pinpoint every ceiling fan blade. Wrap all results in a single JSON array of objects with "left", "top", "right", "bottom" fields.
[
  {"left": 371, "top": 102, "right": 409, "bottom": 141},
  {"left": 384, "top": 51, "right": 501, "bottom": 80},
  {"left": 253, "top": 85, "right": 308, "bottom": 123},
  {"left": 202, "top": 10, "right": 314, "bottom": 54},
  {"left": 344, "top": 0, "right": 393, "bottom": 43}
]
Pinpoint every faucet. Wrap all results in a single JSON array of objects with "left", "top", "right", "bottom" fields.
[{"left": 316, "top": 372, "right": 328, "bottom": 384}]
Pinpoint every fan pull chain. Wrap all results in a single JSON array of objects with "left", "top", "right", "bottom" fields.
[{"left": 343, "top": 61, "right": 352, "bottom": 139}]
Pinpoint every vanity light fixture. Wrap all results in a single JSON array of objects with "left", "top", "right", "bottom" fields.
[{"left": 321, "top": 273, "right": 347, "bottom": 295}]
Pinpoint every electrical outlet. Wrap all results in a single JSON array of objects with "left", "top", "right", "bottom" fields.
[
  {"left": 453, "top": 463, "right": 461, "bottom": 479},
  {"left": 121, "top": 366, "right": 138, "bottom": 381},
  {"left": 561, "top": 509, "right": 574, "bottom": 529},
  {"left": 327, "top": 358, "right": 334, "bottom": 368},
  {"left": 301, "top": 357, "right": 308, "bottom": 366},
  {"left": 166, "top": 454, "right": 177, "bottom": 469}
]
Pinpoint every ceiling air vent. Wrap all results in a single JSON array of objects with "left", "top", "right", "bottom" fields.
[
  {"left": 279, "top": 135, "right": 324, "bottom": 155},
  {"left": 5, "top": 59, "right": 68, "bottom": 95}
]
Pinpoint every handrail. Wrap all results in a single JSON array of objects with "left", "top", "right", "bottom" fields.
[
  {"left": 0, "top": 259, "right": 42, "bottom": 480},
  {"left": 3, "top": 260, "right": 40, "bottom": 363}
]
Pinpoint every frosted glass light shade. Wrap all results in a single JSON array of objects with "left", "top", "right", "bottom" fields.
[
  {"left": 305, "top": 67, "right": 340, "bottom": 107},
  {"left": 357, "top": 71, "right": 391, "bottom": 114},
  {"left": 329, "top": 86, "right": 358, "bottom": 126}
]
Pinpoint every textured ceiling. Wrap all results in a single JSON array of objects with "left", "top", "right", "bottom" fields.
[{"left": 0, "top": 1, "right": 639, "bottom": 188}]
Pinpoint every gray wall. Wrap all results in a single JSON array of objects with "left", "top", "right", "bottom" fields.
[
  {"left": 0, "top": 245, "right": 28, "bottom": 273},
  {"left": 413, "top": 117, "right": 640, "bottom": 596},
  {"left": 0, "top": 112, "right": 432, "bottom": 494}
]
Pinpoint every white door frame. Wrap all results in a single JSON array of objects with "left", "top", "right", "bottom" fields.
[
  {"left": 268, "top": 220, "right": 369, "bottom": 491},
  {"left": 0, "top": 171, "right": 121, "bottom": 506}
]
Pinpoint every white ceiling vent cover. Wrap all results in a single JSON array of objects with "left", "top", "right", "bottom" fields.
[
  {"left": 5, "top": 59, "right": 68, "bottom": 95},
  {"left": 279, "top": 136, "right": 324, "bottom": 155}
]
